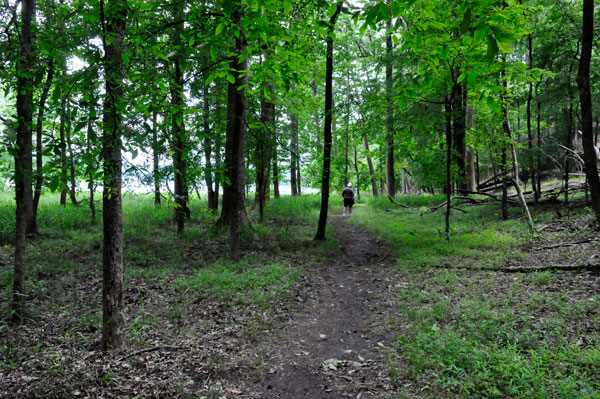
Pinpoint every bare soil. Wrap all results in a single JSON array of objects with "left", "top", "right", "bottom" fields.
[{"left": 255, "top": 216, "right": 397, "bottom": 399}]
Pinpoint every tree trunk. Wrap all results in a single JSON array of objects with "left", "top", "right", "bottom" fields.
[
  {"left": 363, "top": 134, "right": 378, "bottom": 196},
  {"left": 59, "top": 100, "right": 68, "bottom": 206},
  {"left": 444, "top": 100, "right": 452, "bottom": 240},
  {"left": 217, "top": 5, "right": 249, "bottom": 235},
  {"left": 66, "top": 106, "right": 78, "bottom": 206},
  {"left": 452, "top": 79, "right": 467, "bottom": 191},
  {"left": 385, "top": 18, "right": 395, "bottom": 197},
  {"left": 152, "top": 101, "right": 161, "bottom": 205},
  {"left": 576, "top": 0, "right": 600, "bottom": 220},
  {"left": 256, "top": 87, "right": 274, "bottom": 221},
  {"left": 290, "top": 110, "right": 298, "bottom": 196},
  {"left": 502, "top": 61, "right": 534, "bottom": 230},
  {"left": 32, "top": 60, "right": 55, "bottom": 233},
  {"left": 465, "top": 105, "right": 476, "bottom": 192},
  {"left": 170, "top": 1, "right": 187, "bottom": 234},
  {"left": 100, "top": 0, "right": 127, "bottom": 351},
  {"left": 315, "top": 1, "right": 342, "bottom": 241},
  {"left": 354, "top": 146, "right": 360, "bottom": 200},
  {"left": 526, "top": 34, "right": 538, "bottom": 204},
  {"left": 203, "top": 84, "right": 216, "bottom": 210},
  {"left": 272, "top": 143, "right": 280, "bottom": 199},
  {"left": 214, "top": 82, "right": 223, "bottom": 211},
  {"left": 536, "top": 83, "right": 542, "bottom": 199},
  {"left": 86, "top": 101, "right": 97, "bottom": 225},
  {"left": 12, "top": 0, "right": 35, "bottom": 323},
  {"left": 313, "top": 76, "right": 321, "bottom": 148}
]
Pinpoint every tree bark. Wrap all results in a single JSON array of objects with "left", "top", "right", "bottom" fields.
[
  {"left": 152, "top": 101, "right": 161, "bottom": 205},
  {"left": 100, "top": 0, "right": 127, "bottom": 351},
  {"left": 385, "top": 18, "right": 395, "bottom": 197},
  {"left": 203, "top": 84, "right": 216, "bottom": 210},
  {"left": 290, "top": 110, "right": 298, "bottom": 196},
  {"left": 363, "top": 134, "right": 379, "bottom": 196},
  {"left": 256, "top": 84, "right": 274, "bottom": 221},
  {"left": 502, "top": 60, "right": 534, "bottom": 230},
  {"left": 315, "top": 1, "right": 342, "bottom": 241},
  {"left": 59, "top": 100, "right": 68, "bottom": 206},
  {"left": 452, "top": 80, "right": 467, "bottom": 191},
  {"left": 32, "top": 60, "right": 55, "bottom": 233},
  {"left": 170, "top": 1, "right": 187, "bottom": 234},
  {"left": 576, "top": 0, "right": 600, "bottom": 220},
  {"left": 526, "top": 33, "right": 538, "bottom": 204},
  {"left": 272, "top": 142, "right": 280, "bottom": 199},
  {"left": 445, "top": 100, "right": 452, "bottom": 241},
  {"left": 66, "top": 105, "right": 78, "bottom": 206},
  {"left": 12, "top": 0, "right": 35, "bottom": 323},
  {"left": 86, "top": 101, "right": 97, "bottom": 225},
  {"left": 217, "top": 5, "right": 249, "bottom": 234}
]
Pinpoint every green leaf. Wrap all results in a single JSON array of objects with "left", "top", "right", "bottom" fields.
[
  {"left": 457, "top": 71, "right": 466, "bottom": 83},
  {"left": 210, "top": 44, "right": 217, "bottom": 60},
  {"left": 496, "top": 40, "right": 512, "bottom": 53},
  {"left": 460, "top": 9, "right": 471, "bottom": 34},
  {"left": 189, "top": 36, "right": 196, "bottom": 46},
  {"left": 215, "top": 22, "right": 225, "bottom": 36},
  {"left": 283, "top": 0, "right": 291, "bottom": 15},
  {"left": 486, "top": 34, "right": 499, "bottom": 58},
  {"left": 441, "top": 46, "right": 449, "bottom": 61},
  {"left": 486, "top": 95, "right": 500, "bottom": 112},
  {"left": 328, "top": 3, "right": 338, "bottom": 19},
  {"left": 227, "top": 72, "right": 235, "bottom": 84},
  {"left": 205, "top": 72, "right": 217, "bottom": 86},
  {"left": 122, "top": 53, "right": 130, "bottom": 67}
]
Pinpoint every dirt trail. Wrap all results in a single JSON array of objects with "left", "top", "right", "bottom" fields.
[{"left": 258, "top": 216, "right": 396, "bottom": 398}]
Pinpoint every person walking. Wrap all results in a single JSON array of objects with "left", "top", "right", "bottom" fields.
[{"left": 342, "top": 183, "right": 355, "bottom": 216}]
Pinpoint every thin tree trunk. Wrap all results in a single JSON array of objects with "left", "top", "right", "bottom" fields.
[
  {"left": 152, "top": 101, "right": 161, "bottom": 205},
  {"left": 12, "top": 0, "right": 35, "bottom": 323},
  {"left": 315, "top": 1, "right": 342, "bottom": 241},
  {"left": 313, "top": 76, "right": 321, "bottom": 148},
  {"left": 203, "top": 84, "right": 215, "bottom": 209},
  {"left": 100, "top": 0, "right": 127, "bottom": 351},
  {"left": 32, "top": 60, "right": 55, "bottom": 233},
  {"left": 290, "top": 110, "right": 298, "bottom": 196},
  {"left": 576, "top": 0, "right": 600, "bottom": 220},
  {"left": 214, "top": 82, "right": 222, "bottom": 211},
  {"left": 273, "top": 142, "right": 280, "bottom": 199},
  {"left": 66, "top": 106, "right": 78, "bottom": 206},
  {"left": 217, "top": 5, "right": 249, "bottom": 238},
  {"left": 536, "top": 82, "right": 542, "bottom": 199},
  {"left": 170, "top": 1, "right": 186, "bottom": 233},
  {"left": 445, "top": 100, "right": 452, "bottom": 241},
  {"left": 526, "top": 33, "right": 538, "bottom": 204},
  {"left": 59, "top": 100, "right": 68, "bottom": 206},
  {"left": 385, "top": 18, "right": 395, "bottom": 197},
  {"left": 502, "top": 60, "right": 534, "bottom": 230},
  {"left": 452, "top": 80, "right": 467, "bottom": 191},
  {"left": 256, "top": 87, "right": 274, "bottom": 221},
  {"left": 86, "top": 101, "right": 96, "bottom": 224},
  {"left": 363, "top": 134, "right": 378, "bottom": 196},
  {"left": 354, "top": 146, "right": 360, "bottom": 200}
]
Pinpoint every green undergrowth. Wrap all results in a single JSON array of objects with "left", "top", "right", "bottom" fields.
[
  {"left": 351, "top": 195, "right": 525, "bottom": 269},
  {"left": 176, "top": 254, "right": 300, "bottom": 310},
  {"left": 351, "top": 194, "right": 600, "bottom": 398}
]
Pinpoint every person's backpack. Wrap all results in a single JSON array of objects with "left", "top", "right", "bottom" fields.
[{"left": 342, "top": 188, "right": 354, "bottom": 199}]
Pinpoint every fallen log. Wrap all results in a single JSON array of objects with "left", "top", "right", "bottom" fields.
[
  {"left": 438, "top": 263, "right": 600, "bottom": 273},
  {"left": 534, "top": 238, "right": 598, "bottom": 251}
]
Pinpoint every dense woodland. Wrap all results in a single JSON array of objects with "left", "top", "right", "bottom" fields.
[{"left": 1, "top": 0, "right": 600, "bottom": 397}]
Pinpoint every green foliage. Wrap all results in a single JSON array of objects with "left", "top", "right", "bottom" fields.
[
  {"left": 354, "top": 195, "right": 520, "bottom": 268},
  {"left": 176, "top": 255, "right": 299, "bottom": 309}
]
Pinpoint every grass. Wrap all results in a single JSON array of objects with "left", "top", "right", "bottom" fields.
[
  {"left": 350, "top": 193, "right": 600, "bottom": 399},
  {"left": 0, "top": 191, "right": 334, "bottom": 397}
]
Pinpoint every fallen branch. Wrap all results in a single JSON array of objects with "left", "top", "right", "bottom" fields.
[
  {"left": 534, "top": 238, "right": 598, "bottom": 251},
  {"left": 118, "top": 345, "right": 185, "bottom": 361},
  {"left": 382, "top": 182, "right": 409, "bottom": 208},
  {"left": 428, "top": 196, "right": 482, "bottom": 213},
  {"left": 438, "top": 263, "right": 600, "bottom": 273}
]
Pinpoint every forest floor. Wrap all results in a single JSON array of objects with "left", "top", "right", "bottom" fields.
[
  {"left": 1, "top": 194, "right": 600, "bottom": 398},
  {"left": 255, "top": 216, "right": 397, "bottom": 399}
]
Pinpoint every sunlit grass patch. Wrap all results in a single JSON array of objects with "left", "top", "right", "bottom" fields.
[{"left": 176, "top": 255, "right": 300, "bottom": 309}]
